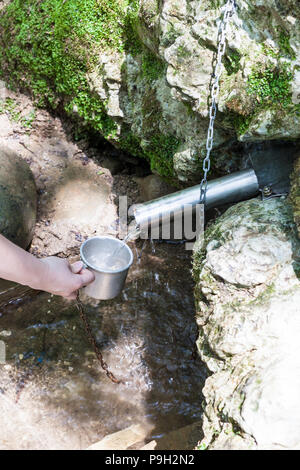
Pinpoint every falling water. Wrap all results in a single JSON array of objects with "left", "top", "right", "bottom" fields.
[{"left": 90, "top": 225, "right": 141, "bottom": 272}]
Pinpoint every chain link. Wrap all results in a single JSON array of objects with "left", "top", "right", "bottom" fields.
[
  {"left": 199, "top": 0, "right": 236, "bottom": 204},
  {"left": 76, "top": 292, "right": 123, "bottom": 385}
]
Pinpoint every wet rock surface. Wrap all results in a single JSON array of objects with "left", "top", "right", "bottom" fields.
[
  {"left": 193, "top": 197, "right": 300, "bottom": 449},
  {"left": 0, "top": 242, "right": 206, "bottom": 450}
]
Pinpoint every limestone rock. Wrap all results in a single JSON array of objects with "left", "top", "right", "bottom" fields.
[
  {"left": 193, "top": 197, "right": 300, "bottom": 449},
  {"left": 0, "top": 146, "right": 37, "bottom": 248},
  {"left": 290, "top": 152, "right": 300, "bottom": 235},
  {"left": 0, "top": 115, "right": 13, "bottom": 137}
]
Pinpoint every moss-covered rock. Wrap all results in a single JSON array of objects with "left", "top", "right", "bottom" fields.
[
  {"left": 193, "top": 197, "right": 300, "bottom": 449},
  {"left": 0, "top": 0, "right": 299, "bottom": 182}
]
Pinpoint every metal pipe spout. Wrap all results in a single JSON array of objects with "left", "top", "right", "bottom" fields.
[{"left": 131, "top": 169, "right": 259, "bottom": 234}]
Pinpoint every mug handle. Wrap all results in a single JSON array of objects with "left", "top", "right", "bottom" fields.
[{"left": 80, "top": 259, "right": 88, "bottom": 270}]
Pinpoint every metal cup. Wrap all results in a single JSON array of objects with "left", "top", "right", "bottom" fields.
[{"left": 80, "top": 236, "right": 133, "bottom": 300}]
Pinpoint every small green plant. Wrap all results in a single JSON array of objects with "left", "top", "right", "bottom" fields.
[
  {"left": 176, "top": 45, "right": 190, "bottom": 60},
  {"left": 0, "top": 97, "right": 36, "bottom": 128},
  {"left": 196, "top": 442, "right": 208, "bottom": 450},
  {"left": 21, "top": 110, "right": 36, "bottom": 129},
  {"left": 247, "top": 62, "right": 293, "bottom": 107},
  {"left": 0, "top": 97, "right": 20, "bottom": 121}
]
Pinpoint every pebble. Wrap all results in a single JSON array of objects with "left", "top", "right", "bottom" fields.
[{"left": 0, "top": 330, "right": 12, "bottom": 337}]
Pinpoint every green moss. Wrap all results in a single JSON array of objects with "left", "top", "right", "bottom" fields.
[
  {"left": 0, "top": 0, "right": 146, "bottom": 140},
  {"left": 278, "top": 28, "right": 296, "bottom": 60},
  {"left": 124, "top": 0, "right": 143, "bottom": 56},
  {"left": 225, "top": 60, "right": 296, "bottom": 137},
  {"left": 211, "top": 0, "right": 221, "bottom": 8},
  {"left": 0, "top": 0, "right": 142, "bottom": 138},
  {"left": 144, "top": 134, "right": 180, "bottom": 178},
  {"left": 0, "top": 97, "right": 19, "bottom": 120},
  {"left": 141, "top": 51, "right": 165, "bottom": 82},
  {"left": 119, "top": 129, "right": 180, "bottom": 180},
  {"left": 119, "top": 130, "right": 143, "bottom": 157},
  {"left": 196, "top": 442, "right": 208, "bottom": 450},
  {"left": 0, "top": 0, "right": 181, "bottom": 179},
  {"left": 120, "top": 130, "right": 180, "bottom": 180},
  {"left": 226, "top": 111, "right": 253, "bottom": 137},
  {"left": 262, "top": 28, "right": 296, "bottom": 61},
  {"left": 161, "top": 22, "right": 181, "bottom": 47},
  {"left": 223, "top": 32, "right": 295, "bottom": 138}
]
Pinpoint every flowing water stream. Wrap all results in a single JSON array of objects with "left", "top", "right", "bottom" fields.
[{"left": 0, "top": 241, "right": 207, "bottom": 450}]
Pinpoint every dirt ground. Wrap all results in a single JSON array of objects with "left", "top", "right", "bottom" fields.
[{"left": 0, "top": 79, "right": 141, "bottom": 259}]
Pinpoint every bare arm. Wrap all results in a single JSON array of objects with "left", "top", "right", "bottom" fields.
[{"left": 0, "top": 234, "right": 94, "bottom": 299}]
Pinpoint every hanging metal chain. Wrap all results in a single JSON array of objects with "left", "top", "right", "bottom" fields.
[
  {"left": 76, "top": 292, "right": 123, "bottom": 385},
  {"left": 199, "top": 0, "right": 236, "bottom": 204}
]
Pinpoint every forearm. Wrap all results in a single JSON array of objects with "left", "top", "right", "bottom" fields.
[
  {"left": 0, "top": 234, "right": 94, "bottom": 298},
  {"left": 0, "top": 234, "right": 46, "bottom": 290}
]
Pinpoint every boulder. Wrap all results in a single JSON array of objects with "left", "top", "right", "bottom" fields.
[
  {"left": 193, "top": 197, "right": 300, "bottom": 449},
  {"left": 0, "top": 147, "right": 37, "bottom": 248}
]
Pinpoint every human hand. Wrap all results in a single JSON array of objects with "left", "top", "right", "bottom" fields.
[{"left": 37, "top": 257, "right": 95, "bottom": 299}]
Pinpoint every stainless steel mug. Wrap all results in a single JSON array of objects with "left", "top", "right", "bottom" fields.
[{"left": 80, "top": 236, "right": 133, "bottom": 300}]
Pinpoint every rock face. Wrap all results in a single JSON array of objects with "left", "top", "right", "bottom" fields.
[
  {"left": 0, "top": 1, "right": 299, "bottom": 183},
  {"left": 193, "top": 197, "right": 300, "bottom": 449},
  {"left": 134, "top": 174, "right": 176, "bottom": 201},
  {"left": 0, "top": 147, "right": 37, "bottom": 248},
  {"left": 290, "top": 153, "right": 300, "bottom": 235}
]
